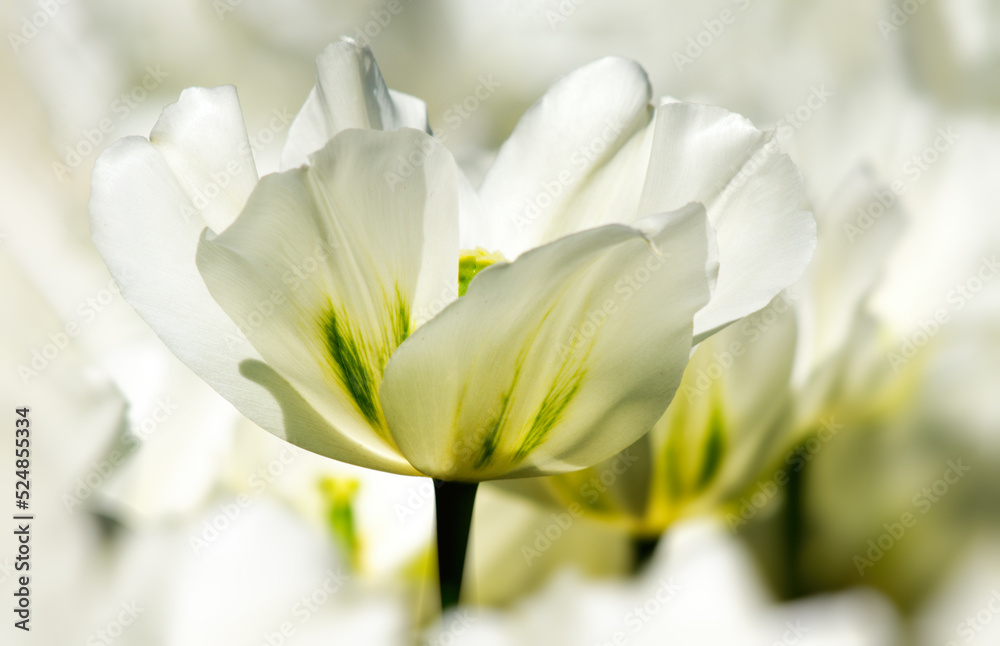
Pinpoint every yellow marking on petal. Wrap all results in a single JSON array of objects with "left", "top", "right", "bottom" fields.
[
  {"left": 458, "top": 248, "right": 507, "bottom": 297},
  {"left": 319, "top": 477, "right": 361, "bottom": 571}
]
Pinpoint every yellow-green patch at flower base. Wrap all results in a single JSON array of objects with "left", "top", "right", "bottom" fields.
[
  {"left": 317, "top": 286, "right": 411, "bottom": 429},
  {"left": 458, "top": 248, "right": 507, "bottom": 297}
]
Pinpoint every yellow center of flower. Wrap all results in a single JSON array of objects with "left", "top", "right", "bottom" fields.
[{"left": 458, "top": 247, "right": 507, "bottom": 296}]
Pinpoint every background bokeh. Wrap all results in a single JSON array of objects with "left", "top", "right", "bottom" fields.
[{"left": 2, "top": 0, "right": 999, "bottom": 644}]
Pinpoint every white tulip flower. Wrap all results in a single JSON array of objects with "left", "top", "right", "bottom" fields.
[{"left": 89, "top": 38, "right": 814, "bottom": 607}]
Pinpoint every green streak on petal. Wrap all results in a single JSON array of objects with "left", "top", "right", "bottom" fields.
[
  {"left": 463, "top": 323, "right": 538, "bottom": 470},
  {"left": 696, "top": 405, "right": 726, "bottom": 490},
  {"left": 515, "top": 363, "right": 586, "bottom": 462},
  {"left": 472, "top": 359, "right": 523, "bottom": 470},
  {"left": 319, "top": 285, "right": 410, "bottom": 428},
  {"left": 466, "top": 302, "right": 594, "bottom": 472},
  {"left": 457, "top": 299, "right": 597, "bottom": 472},
  {"left": 472, "top": 394, "right": 506, "bottom": 470},
  {"left": 323, "top": 310, "right": 380, "bottom": 425},
  {"left": 391, "top": 286, "right": 412, "bottom": 347},
  {"left": 458, "top": 248, "right": 506, "bottom": 297},
  {"left": 508, "top": 301, "right": 595, "bottom": 466}
]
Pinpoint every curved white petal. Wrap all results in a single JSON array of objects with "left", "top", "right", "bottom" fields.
[
  {"left": 505, "top": 294, "right": 799, "bottom": 532},
  {"left": 148, "top": 86, "right": 259, "bottom": 234},
  {"left": 281, "top": 39, "right": 493, "bottom": 266},
  {"left": 457, "top": 172, "right": 491, "bottom": 251},
  {"left": 388, "top": 88, "right": 432, "bottom": 132},
  {"left": 237, "top": 359, "right": 417, "bottom": 475},
  {"left": 498, "top": 434, "right": 655, "bottom": 528},
  {"left": 477, "top": 56, "right": 655, "bottom": 258},
  {"left": 650, "top": 294, "right": 798, "bottom": 515},
  {"left": 280, "top": 38, "right": 430, "bottom": 171},
  {"left": 638, "top": 103, "right": 817, "bottom": 341},
  {"left": 90, "top": 88, "right": 292, "bottom": 462},
  {"left": 197, "top": 128, "right": 459, "bottom": 475},
  {"left": 793, "top": 167, "right": 905, "bottom": 383},
  {"left": 91, "top": 89, "right": 413, "bottom": 474},
  {"left": 475, "top": 60, "right": 813, "bottom": 331},
  {"left": 380, "top": 203, "right": 713, "bottom": 481}
]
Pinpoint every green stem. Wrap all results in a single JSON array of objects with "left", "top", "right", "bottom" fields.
[{"left": 433, "top": 479, "right": 478, "bottom": 611}]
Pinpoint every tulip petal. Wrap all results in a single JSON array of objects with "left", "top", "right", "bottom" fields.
[
  {"left": 500, "top": 435, "right": 655, "bottom": 530},
  {"left": 280, "top": 39, "right": 491, "bottom": 265},
  {"left": 638, "top": 103, "right": 817, "bottom": 341},
  {"left": 794, "top": 168, "right": 904, "bottom": 382},
  {"left": 380, "top": 203, "right": 713, "bottom": 481},
  {"left": 477, "top": 56, "right": 655, "bottom": 259},
  {"left": 197, "top": 128, "right": 458, "bottom": 473},
  {"left": 91, "top": 89, "right": 418, "bottom": 475},
  {"left": 651, "top": 294, "right": 798, "bottom": 517},
  {"left": 280, "top": 38, "right": 430, "bottom": 171},
  {"left": 90, "top": 90, "right": 280, "bottom": 455},
  {"left": 148, "top": 86, "right": 259, "bottom": 233}
]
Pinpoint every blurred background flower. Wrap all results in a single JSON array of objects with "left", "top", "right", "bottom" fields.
[{"left": 2, "top": 0, "right": 998, "bottom": 644}]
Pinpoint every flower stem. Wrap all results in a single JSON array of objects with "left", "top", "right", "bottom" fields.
[{"left": 433, "top": 479, "right": 478, "bottom": 611}]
